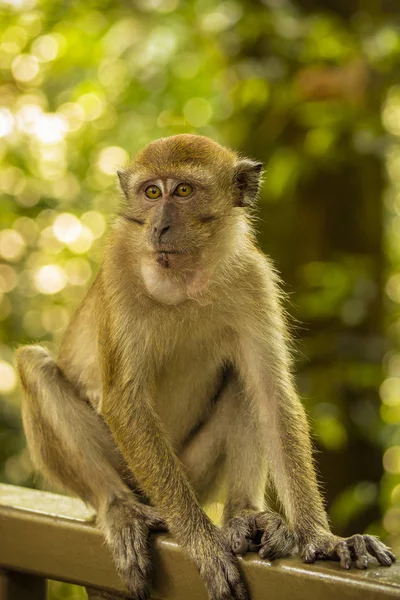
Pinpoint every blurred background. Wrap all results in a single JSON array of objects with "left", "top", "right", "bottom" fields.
[{"left": 1, "top": 0, "right": 400, "bottom": 597}]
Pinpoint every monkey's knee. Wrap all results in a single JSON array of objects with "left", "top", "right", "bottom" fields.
[
  {"left": 16, "top": 345, "right": 54, "bottom": 458},
  {"left": 16, "top": 345, "right": 58, "bottom": 458},
  {"left": 15, "top": 344, "right": 55, "bottom": 393}
]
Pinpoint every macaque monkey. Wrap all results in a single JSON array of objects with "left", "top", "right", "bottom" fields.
[{"left": 16, "top": 134, "right": 395, "bottom": 600}]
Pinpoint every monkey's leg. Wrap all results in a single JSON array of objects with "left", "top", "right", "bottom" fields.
[
  {"left": 181, "top": 375, "right": 257, "bottom": 504},
  {"left": 181, "top": 377, "right": 296, "bottom": 560},
  {"left": 101, "top": 353, "right": 248, "bottom": 600},
  {"left": 220, "top": 381, "right": 297, "bottom": 560},
  {"left": 16, "top": 345, "right": 163, "bottom": 600},
  {"left": 179, "top": 378, "right": 232, "bottom": 504},
  {"left": 237, "top": 321, "right": 395, "bottom": 569}
]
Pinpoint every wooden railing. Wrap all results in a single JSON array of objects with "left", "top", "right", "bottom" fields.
[{"left": 0, "top": 484, "right": 399, "bottom": 599}]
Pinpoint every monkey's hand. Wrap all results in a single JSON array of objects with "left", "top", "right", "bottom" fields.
[
  {"left": 226, "top": 510, "right": 297, "bottom": 560},
  {"left": 195, "top": 528, "right": 249, "bottom": 600},
  {"left": 139, "top": 504, "right": 168, "bottom": 531},
  {"left": 301, "top": 530, "right": 396, "bottom": 569}
]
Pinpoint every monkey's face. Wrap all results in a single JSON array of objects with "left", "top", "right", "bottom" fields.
[
  {"left": 117, "top": 135, "right": 262, "bottom": 272},
  {"left": 125, "top": 173, "right": 229, "bottom": 270}
]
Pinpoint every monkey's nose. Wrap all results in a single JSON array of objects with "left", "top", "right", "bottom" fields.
[{"left": 154, "top": 224, "right": 170, "bottom": 240}]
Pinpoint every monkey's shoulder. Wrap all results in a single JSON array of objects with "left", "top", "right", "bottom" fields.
[{"left": 221, "top": 246, "right": 283, "bottom": 305}]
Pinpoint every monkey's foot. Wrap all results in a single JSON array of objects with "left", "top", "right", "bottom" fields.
[
  {"left": 226, "top": 510, "right": 297, "bottom": 560},
  {"left": 98, "top": 497, "right": 156, "bottom": 600},
  {"left": 302, "top": 532, "right": 396, "bottom": 569},
  {"left": 198, "top": 532, "right": 249, "bottom": 600}
]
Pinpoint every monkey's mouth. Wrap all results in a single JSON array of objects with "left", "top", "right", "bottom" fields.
[
  {"left": 154, "top": 249, "right": 188, "bottom": 269},
  {"left": 153, "top": 247, "right": 189, "bottom": 257}
]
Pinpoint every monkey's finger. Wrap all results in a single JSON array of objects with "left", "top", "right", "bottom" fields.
[
  {"left": 232, "top": 533, "right": 249, "bottom": 555},
  {"left": 231, "top": 580, "right": 249, "bottom": 600},
  {"left": 258, "top": 542, "right": 282, "bottom": 561},
  {"left": 260, "top": 530, "right": 270, "bottom": 545},
  {"left": 348, "top": 535, "right": 368, "bottom": 569},
  {"left": 248, "top": 514, "right": 260, "bottom": 539},
  {"left": 303, "top": 545, "right": 316, "bottom": 564},
  {"left": 364, "top": 535, "right": 396, "bottom": 566},
  {"left": 226, "top": 517, "right": 252, "bottom": 555},
  {"left": 336, "top": 541, "right": 351, "bottom": 570},
  {"left": 148, "top": 521, "right": 168, "bottom": 532},
  {"left": 112, "top": 522, "right": 153, "bottom": 600},
  {"left": 146, "top": 515, "right": 168, "bottom": 531},
  {"left": 258, "top": 543, "right": 272, "bottom": 560},
  {"left": 248, "top": 541, "right": 261, "bottom": 552},
  {"left": 221, "top": 557, "right": 249, "bottom": 600}
]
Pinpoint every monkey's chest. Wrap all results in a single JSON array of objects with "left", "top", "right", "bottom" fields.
[{"left": 153, "top": 349, "right": 224, "bottom": 448}]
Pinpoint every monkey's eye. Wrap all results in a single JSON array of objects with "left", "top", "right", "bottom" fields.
[
  {"left": 144, "top": 185, "right": 162, "bottom": 200},
  {"left": 174, "top": 183, "right": 193, "bottom": 198}
]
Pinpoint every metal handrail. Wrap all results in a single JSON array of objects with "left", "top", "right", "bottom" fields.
[{"left": 0, "top": 484, "right": 399, "bottom": 599}]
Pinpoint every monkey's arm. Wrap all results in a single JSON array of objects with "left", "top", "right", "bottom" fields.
[
  {"left": 234, "top": 258, "right": 395, "bottom": 569},
  {"left": 98, "top": 317, "right": 248, "bottom": 600}
]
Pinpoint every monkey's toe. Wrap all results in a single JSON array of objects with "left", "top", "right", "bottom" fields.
[
  {"left": 102, "top": 509, "right": 153, "bottom": 599},
  {"left": 204, "top": 555, "right": 249, "bottom": 600},
  {"left": 113, "top": 526, "right": 152, "bottom": 600},
  {"left": 225, "top": 510, "right": 296, "bottom": 561},
  {"left": 301, "top": 532, "right": 396, "bottom": 570},
  {"left": 225, "top": 515, "right": 252, "bottom": 555},
  {"left": 232, "top": 534, "right": 249, "bottom": 555}
]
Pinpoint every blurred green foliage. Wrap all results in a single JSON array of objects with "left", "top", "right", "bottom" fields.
[{"left": 1, "top": 0, "right": 400, "bottom": 597}]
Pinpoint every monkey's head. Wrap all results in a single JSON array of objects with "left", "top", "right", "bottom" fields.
[{"left": 117, "top": 134, "right": 262, "bottom": 279}]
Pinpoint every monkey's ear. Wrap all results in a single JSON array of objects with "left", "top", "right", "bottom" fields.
[
  {"left": 233, "top": 159, "right": 263, "bottom": 207},
  {"left": 117, "top": 169, "right": 131, "bottom": 199}
]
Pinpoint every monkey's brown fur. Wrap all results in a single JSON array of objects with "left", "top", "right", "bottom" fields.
[{"left": 16, "top": 134, "right": 395, "bottom": 600}]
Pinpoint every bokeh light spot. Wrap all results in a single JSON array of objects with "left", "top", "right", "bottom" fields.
[
  {"left": 0, "top": 361, "right": 17, "bottom": 394},
  {"left": 31, "top": 34, "right": 59, "bottom": 62},
  {"left": 38, "top": 227, "right": 64, "bottom": 255},
  {"left": 81, "top": 211, "right": 106, "bottom": 239},
  {"left": 11, "top": 54, "right": 39, "bottom": 82},
  {"left": 33, "top": 113, "right": 68, "bottom": 144},
  {"left": 34, "top": 265, "right": 67, "bottom": 295},
  {"left": 2, "top": 0, "right": 37, "bottom": 9},
  {"left": 67, "top": 226, "right": 93, "bottom": 254},
  {"left": 386, "top": 273, "right": 400, "bottom": 302},
  {"left": 0, "top": 265, "right": 18, "bottom": 293},
  {"left": 16, "top": 104, "right": 43, "bottom": 134},
  {"left": 56, "top": 102, "right": 85, "bottom": 133},
  {"left": 65, "top": 258, "right": 92, "bottom": 286},
  {"left": 0, "top": 108, "right": 14, "bottom": 138},
  {"left": 42, "top": 305, "right": 69, "bottom": 333},
  {"left": 383, "top": 508, "right": 400, "bottom": 534},
  {"left": 53, "top": 214, "right": 82, "bottom": 244},
  {"left": 383, "top": 446, "right": 400, "bottom": 474},
  {"left": 13, "top": 217, "right": 39, "bottom": 246},
  {"left": 97, "top": 146, "right": 128, "bottom": 176},
  {"left": 77, "top": 93, "right": 105, "bottom": 121},
  {"left": 201, "top": 2, "right": 243, "bottom": 33},
  {"left": 380, "top": 378, "right": 400, "bottom": 407},
  {"left": 183, "top": 98, "right": 212, "bottom": 128},
  {"left": 0, "top": 230, "right": 26, "bottom": 262}
]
